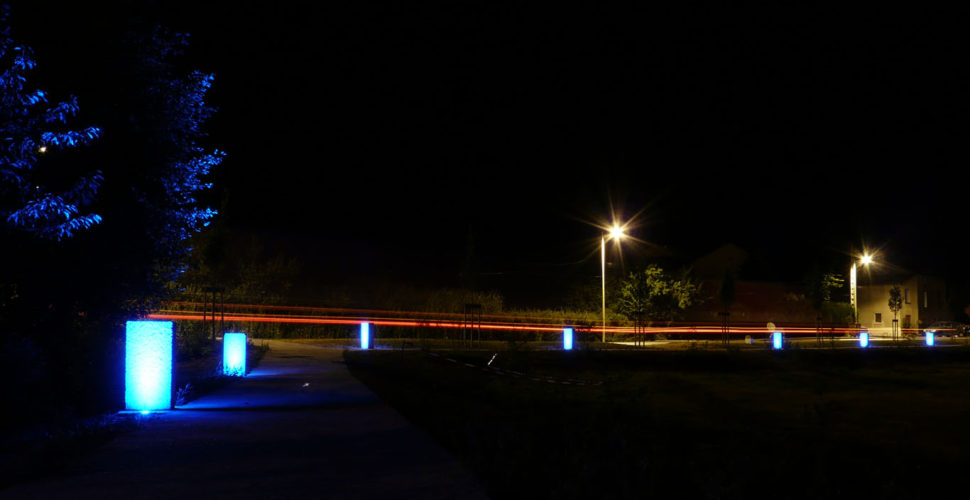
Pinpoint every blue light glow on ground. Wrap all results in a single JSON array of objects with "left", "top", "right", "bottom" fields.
[
  {"left": 125, "top": 320, "right": 173, "bottom": 411},
  {"left": 224, "top": 333, "right": 247, "bottom": 376}
]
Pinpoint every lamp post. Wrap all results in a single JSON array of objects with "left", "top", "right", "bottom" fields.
[
  {"left": 850, "top": 253, "right": 873, "bottom": 325},
  {"left": 602, "top": 225, "right": 625, "bottom": 343}
]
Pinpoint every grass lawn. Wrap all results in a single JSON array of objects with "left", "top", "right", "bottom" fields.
[{"left": 345, "top": 343, "right": 970, "bottom": 499}]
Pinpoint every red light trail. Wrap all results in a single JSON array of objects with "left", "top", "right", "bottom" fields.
[{"left": 145, "top": 302, "right": 911, "bottom": 336}]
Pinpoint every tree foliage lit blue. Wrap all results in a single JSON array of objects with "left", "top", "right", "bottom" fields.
[
  {"left": 0, "top": 6, "right": 101, "bottom": 240},
  {"left": 0, "top": 11, "right": 225, "bottom": 424},
  {"left": 134, "top": 27, "right": 223, "bottom": 281}
]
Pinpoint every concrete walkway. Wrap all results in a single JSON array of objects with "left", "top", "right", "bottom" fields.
[{"left": 2, "top": 341, "right": 488, "bottom": 499}]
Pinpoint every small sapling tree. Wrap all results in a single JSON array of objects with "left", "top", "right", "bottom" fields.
[{"left": 889, "top": 284, "right": 903, "bottom": 341}]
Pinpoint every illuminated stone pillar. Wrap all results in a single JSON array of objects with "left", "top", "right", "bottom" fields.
[
  {"left": 125, "top": 320, "right": 173, "bottom": 411},
  {"left": 360, "top": 322, "right": 371, "bottom": 349},
  {"left": 223, "top": 333, "right": 247, "bottom": 376}
]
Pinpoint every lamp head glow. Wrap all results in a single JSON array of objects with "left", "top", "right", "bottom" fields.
[
  {"left": 563, "top": 327, "right": 574, "bottom": 350},
  {"left": 360, "top": 322, "right": 370, "bottom": 349},
  {"left": 37, "top": 145, "right": 47, "bottom": 154},
  {"left": 609, "top": 225, "right": 625, "bottom": 240},
  {"left": 772, "top": 331, "right": 783, "bottom": 350},
  {"left": 860, "top": 254, "right": 873, "bottom": 266},
  {"left": 926, "top": 331, "right": 935, "bottom": 346},
  {"left": 223, "top": 333, "right": 247, "bottom": 376},
  {"left": 859, "top": 331, "right": 869, "bottom": 348},
  {"left": 125, "top": 320, "right": 173, "bottom": 411}
]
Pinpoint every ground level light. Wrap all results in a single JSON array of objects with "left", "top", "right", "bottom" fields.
[
  {"left": 125, "top": 320, "right": 173, "bottom": 411},
  {"left": 223, "top": 332, "right": 247, "bottom": 376},
  {"left": 360, "top": 322, "right": 371, "bottom": 349}
]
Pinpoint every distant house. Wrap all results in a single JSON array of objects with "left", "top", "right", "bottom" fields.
[
  {"left": 857, "top": 274, "right": 948, "bottom": 336},
  {"left": 688, "top": 280, "right": 818, "bottom": 324},
  {"left": 687, "top": 244, "right": 822, "bottom": 325}
]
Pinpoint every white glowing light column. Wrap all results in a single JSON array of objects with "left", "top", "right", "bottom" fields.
[
  {"left": 859, "top": 330, "right": 869, "bottom": 348},
  {"left": 563, "top": 327, "right": 574, "bottom": 351},
  {"left": 360, "top": 322, "right": 371, "bottom": 349},
  {"left": 850, "top": 262, "right": 858, "bottom": 322},
  {"left": 851, "top": 254, "right": 873, "bottom": 324},
  {"left": 223, "top": 333, "right": 247, "bottom": 376},
  {"left": 125, "top": 320, "right": 173, "bottom": 411},
  {"left": 601, "top": 236, "right": 606, "bottom": 343},
  {"left": 926, "top": 331, "right": 935, "bottom": 346},
  {"left": 772, "top": 331, "right": 783, "bottom": 350},
  {"left": 601, "top": 225, "right": 626, "bottom": 343}
]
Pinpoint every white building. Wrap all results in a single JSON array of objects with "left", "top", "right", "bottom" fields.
[{"left": 857, "top": 274, "right": 948, "bottom": 337}]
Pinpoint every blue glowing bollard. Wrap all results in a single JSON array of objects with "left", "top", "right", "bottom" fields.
[
  {"left": 563, "top": 327, "right": 574, "bottom": 350},
  {"left": 125, "top": 320, "right": 173, "bottom": 411},
  {"left": 772, "top": 331, "right": 783, "bottom": 350},
  {"left": 360, "top": 322, "right": 371, "bottom": 349},
  {"left": 926, "top": 331, "right": 935, "bottom": 346},
  {"left": 223, "top": 333, "right": 247, "bottom": 376},
  {"left": 859, "top": 331, "right": 869, "bottom": 348}
]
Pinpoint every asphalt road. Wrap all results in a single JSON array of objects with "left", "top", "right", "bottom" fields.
[{"left": 2, "top": 340, "right": 488, "bottom": 499}]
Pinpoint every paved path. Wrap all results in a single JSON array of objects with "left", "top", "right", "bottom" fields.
[{"left": 3, "top": 340, "right": 488, "bottom": 499}]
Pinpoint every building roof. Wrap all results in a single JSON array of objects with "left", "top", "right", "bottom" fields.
[{"left": 691, "top": 243, "right": 748, "bottom": 281}]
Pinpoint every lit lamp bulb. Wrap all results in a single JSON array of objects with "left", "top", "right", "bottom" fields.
[
  {"left": 860, "top": 254, "right": 873, "bottom": 266},
  {"left": 609, "top": 225, "right": 625, "bottom": 240},
  {"left": 37, "top": 145, "right": 47, "bottom": 154}
]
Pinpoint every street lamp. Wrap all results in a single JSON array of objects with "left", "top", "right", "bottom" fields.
[
  {"left": 850, "top": 253, "right": 874, "bottom": 325},
  {"left": 602, "top": 224, "right": 625, "bottom": 343}
]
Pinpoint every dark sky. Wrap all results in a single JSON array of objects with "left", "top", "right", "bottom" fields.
[{"left": 11, "top": 2, "right": 968, "bottom": 302}]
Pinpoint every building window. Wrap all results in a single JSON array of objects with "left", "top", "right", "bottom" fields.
[
  {"left": 874, "top": 312, "right": 882, "bottom": 324},
  {"left": 904, "top": 288, "right": 910, "bottom": 304},
  {"left": 903, "top": 314, "right": 912, "bottom": 329},
  {"left": 924, "top": 291, "right": 928, "bottom": 308}
]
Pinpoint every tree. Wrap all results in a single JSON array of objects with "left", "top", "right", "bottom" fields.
[
  {"left": 0, "top": 6, "right": 101, "bottom": 240},
  {"left": 127, "top": 27, "right": 223, "bottom": 286},
  {"left": 181, "top": 230, "right": 300, "bottom": 306},
  {"left": 72, "top": 25, "right": 224, "bottom": 311},
  {"left": 806, "top": 272, "right": 844, "bottom": 310},
  {"left": 889, "top": 284, "right": 903, "bottom": 340},
  {"left": 617, "top": 265, "right": 698, "bottom": 323},
  {"left": 0, "top": 15, "right": 223, "bottom": 423},
  {"left": 804, "top": 265, "right": 846, "bottom": 322}
]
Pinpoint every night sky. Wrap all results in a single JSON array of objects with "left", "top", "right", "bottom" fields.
[{"left": 12, "top": 2, "right": 968, "bottom": 303}]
